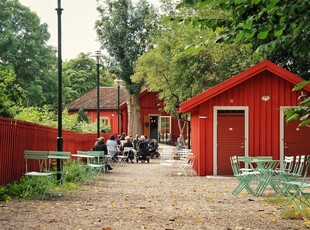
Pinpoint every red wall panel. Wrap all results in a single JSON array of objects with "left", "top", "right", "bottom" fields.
[{"left": 191, "top": 70, "right": 308, "bottom": 176}]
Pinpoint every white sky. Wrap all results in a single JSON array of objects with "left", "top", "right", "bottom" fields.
[{"left": 19, "top": 0, "right": 160, "bottom": 61}]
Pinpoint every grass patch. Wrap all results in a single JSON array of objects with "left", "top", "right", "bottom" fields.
[
  {"left": 264, "top": 195, "right": 310, "bottom": 220},
  {"left": 0, "top": 160, "right": 94, "bottom": 202}
]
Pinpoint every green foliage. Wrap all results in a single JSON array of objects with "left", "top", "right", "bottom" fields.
[
  {"left": 62, "top": 53, "right": 114, "bottom": 104},
  {"left": 15, "top": 105, "right": 58, "bottom": 127},
  {"left": 77, "top": 108, "right": 90, "bottom": 123},
  {"left": 0, "top": 177, "right": 49, "bottom": 201},
  {"left": 63, "top": 160, "right": 89, "bottom": 183},
  {"left": 96, "top": 0, "right": 158, "bottom": 93},
  {"left": 285, "top": 82, "right": 310, "bottom": 127},
  {"left": 96, "top": 0, "right": 159, "bottom": 135},
  {"left": 14, "top": 106, "right": 111, "bottom": 134},
  {"left": 132, "top": 21, "right": 259, "bottom": 116},
  {"left": 0, "top": 161, "right": 90, "bottom": 201},
  {"left": 0, "top": 66, "right": 24, "bottom": 117},
  {"left": 176, "top": 0, "right": 310, "bottom": 79},
  {"left": 0, "top": 186, "right": 12, "bottom": 202},
  {"left": 0, "top": 0, "right": 58, "bottom": 107}
]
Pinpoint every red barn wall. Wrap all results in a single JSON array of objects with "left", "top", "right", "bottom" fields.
[
  {"left": 121, "top": 92, "right": 179, "bottom": 139},
  {"left": 192, "top": 70, "right": 305, "bottom": 176},
  {"left": 69, "top": 91, "right": 180, "bottom": 140},
  {"left": 81, "top": 110, "right": 119, "bottom": 136}
]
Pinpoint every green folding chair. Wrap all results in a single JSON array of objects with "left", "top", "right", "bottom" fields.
[
  {"left": 230, "top": 156, "right": 261, "bottom": 196},
  {"left": 86, "top": 151, "right": 106, "bottom": 179},
  {"left": 24, "top": 150, "right": 55, "bottom": 199},
  {"left": 253, "top": 158, "right": 281, "bottom": 196},
  {"left": 280, "top": 155, "right": 306, "bottom": 194},
  {"left": 280, "top": 155, "right": 310, "bottom": 219},
  {"left": 238, "top": 156, "right": 255, "bottom": 172},
  {"left": 273, "top": 156, "right": 294, "bottom": 193}
]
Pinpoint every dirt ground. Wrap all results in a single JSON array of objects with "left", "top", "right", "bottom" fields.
[{"left": 0, "top": 155, "right": 308, "bottom": 230}]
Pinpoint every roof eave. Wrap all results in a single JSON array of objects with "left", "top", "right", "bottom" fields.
[{"left": 179, "top": 60, "right": 309, "bottom": 113}]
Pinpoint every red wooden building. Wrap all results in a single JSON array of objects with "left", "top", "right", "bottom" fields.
[
  {"left": 64, "top": 87, "right": 180, "bottom": 143},
  {"left": 179, "top": 60, "right": 310, "bottom": 176}
]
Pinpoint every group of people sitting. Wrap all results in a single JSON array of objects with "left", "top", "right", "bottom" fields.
[{"left": 92, "top": 133, "right": 149, "bottom": 170}]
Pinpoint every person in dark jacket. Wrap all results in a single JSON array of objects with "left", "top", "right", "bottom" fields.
[
  {"left": 121, "top": 136, "right": 134, "bottom": 163},
  {"left": 93, "top": 137, "right": 112, "bottom": 170}
]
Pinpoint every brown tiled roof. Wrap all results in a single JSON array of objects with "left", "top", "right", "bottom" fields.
[{"left": 64, "top": 87, "right": 127, "bottom": 111}]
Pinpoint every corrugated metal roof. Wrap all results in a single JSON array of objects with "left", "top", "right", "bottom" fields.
[{"left": 64, "top": 87, "right": 127, "bottom": 111}]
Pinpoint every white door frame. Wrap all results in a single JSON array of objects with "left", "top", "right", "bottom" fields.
[
  {"left": 213, "top": 106, "right": 249, "bottom": 175},
  {"left": 279, "top": 106, "right": 298, "bottom": 167}
]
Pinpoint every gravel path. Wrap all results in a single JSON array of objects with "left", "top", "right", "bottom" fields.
[{"left": 0, "top": 153, "right": 308, "bottom": 230}]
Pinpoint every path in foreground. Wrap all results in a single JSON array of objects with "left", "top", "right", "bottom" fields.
[{"left": 0, "top": 158, "right": 306, "bottom": 230}]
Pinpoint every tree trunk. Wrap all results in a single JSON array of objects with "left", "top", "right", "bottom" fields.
[
  {"left": 178, "top": 118, "right": 187, "bottom": 146},
  {"left": 127, "top": 92, "right": 142, "bottom": 136}
]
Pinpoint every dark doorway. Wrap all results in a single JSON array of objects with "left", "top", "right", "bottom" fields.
[{"left": 150, "top": 116, "right": 158, "bottom": 141}]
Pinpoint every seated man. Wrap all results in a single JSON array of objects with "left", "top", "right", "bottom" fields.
[{"left": 92, "top": 137, "right": 113, "bottom": 170}]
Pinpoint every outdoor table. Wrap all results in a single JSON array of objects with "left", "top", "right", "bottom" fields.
[
  {"left": 251, "top": 158, "right": 281, "bottom": 196},
  {"left": 71, "top": 154, "right": 95, "bottom": 164}
]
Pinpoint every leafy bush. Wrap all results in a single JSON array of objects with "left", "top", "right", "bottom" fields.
[
  {"left": 63, "top": 160, "right": 89, "bottom": 183},
  {"left": 14, "top": 106, "right": 111, "bottom": 134},
  {"left": 0, "top": 161, "right": 92, "bottom": 201}
]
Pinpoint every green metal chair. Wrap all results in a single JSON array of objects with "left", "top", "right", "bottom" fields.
[
  {"left": 252, "top": 157, "right": 281, "bottom": 196},
  {"left": 24, "top": 150, "right": 55, "bottom": 199},
  {"left": 279, "top": 155, "right": 306, "bottom": 194},
  {"left": 273, "top": 156, "right": 294, "bottom": 193},
  {"left": 280, "top": 155, "right": 310, "bottom": 219},
  {"left": 86, "top": 151, "right": 106, "bottom": 179},
  {"left": 237, "top": 156, "right": 255, "bottom": 172},
  {"left": 230, "top": 156, "right": 261, "bottom": 196}
]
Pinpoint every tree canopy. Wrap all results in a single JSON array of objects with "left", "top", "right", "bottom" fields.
[
  {"left": 95, "top": 0, "right": 159, "bottom": 135},
  {"left": 176, "top": 0, "right": 310, "bottom": 79},
  {"left": 133, "top": 3, "right": 259, "bottom": 116},
  {"left": 62, "top": 53, "right": 114, "bottom": 104},
  {"left": 95, "top": 0, "right": 158, "bottom": 93},
  {"left": 0, "top": 0, "right": 57, "bottom": 108}
]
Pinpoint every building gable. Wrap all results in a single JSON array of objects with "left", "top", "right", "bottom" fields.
[{"left": 179, "top": 60, "right": 310, "bottom": 113}]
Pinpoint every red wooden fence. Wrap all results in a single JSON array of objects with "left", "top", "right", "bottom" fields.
[{"left": 0, "top": 117, "right": 110, "bottom": 186}]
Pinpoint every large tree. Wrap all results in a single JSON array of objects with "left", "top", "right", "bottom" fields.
[
  {"left": 96, "top": 0, "right": 158, "bottom": 136},
  {"left": 0, "top": 0, "right": 57, "bottom": 108},
  {"left": 62, "top": 53, "right": 114, "bottom": 104},
  {"left": 132, "top": 23, "right": 258, "bottom": 116}
]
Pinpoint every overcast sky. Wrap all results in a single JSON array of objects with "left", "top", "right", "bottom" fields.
[{"left": 19, "top": 0, "right": 160, "bottom": 60}]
